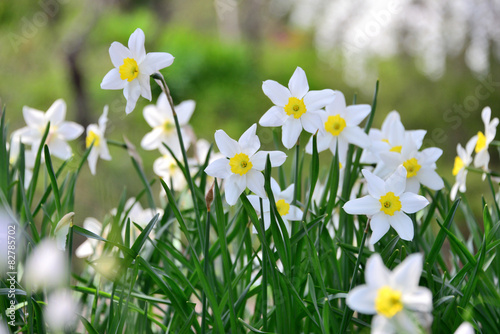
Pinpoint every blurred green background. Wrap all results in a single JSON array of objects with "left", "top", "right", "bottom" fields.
[{"left": 0, "top": 0, "right": 499, "bottom": 222}]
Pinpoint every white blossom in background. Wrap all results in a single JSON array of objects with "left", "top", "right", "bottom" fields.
[
  {"left": 204, "top": 124, "right": 287, "bottom": 205},
  {"left": 45, "top": 289, "right": 79, "bottom": 332},
  {"left": 75, "top": 217, "right": 106, "bottom": 259},
  {"left": 101, "top": 28, "right": 175, "bottom": 114},
  {"left": 8, "top": 133, "right": 36, "bottom": 188},
  {"left": 259, "top": 67, "right": 335, "bottom": 149},
  {"left": 455, "top": 322, "right": 475, "bottom": 334},
  {"left": 53, "top": 212, "right": 74, "bottom": 251},
  {"left": 141, "top": 93, "right": 195, "bottom": 154},
  {"left": 450, "top": 136, "right": 477, "bottom": 201},
  {"left": 24, "top": 239, "right": 68, "bottom": 291},
  {"left": 346, "top": 253, "right": 433, "bottom": 333},
  {"left": 153, "top": 151, "right": 188, "bottom": 192},
  {"left": 473, "top": 106, "right": 498, "bottom": 175},
  {"left": 15, "top": 99, "right": 84, "bottom": 160},
  {"left": 86, "top": 106, "right": 112, "bottom": 175}
]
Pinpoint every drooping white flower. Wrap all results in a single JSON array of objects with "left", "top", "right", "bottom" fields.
[
  {"left": 379, "top": 134, "right": 444, "bottom": 193},
  {"left": 204, "top": 124, "right": 287, "bottom": 205},
  {"left": 16, "top": 99, "right": 84, "bottom": 160},
  {"left": 346, "top": 253, "right": 433, "bottom": 334},
  {"left": 450, "top": 136, "right": 477, "bottom": 201},
  {"left": 24, "top": 239, "right": 68, "bottom": 291},
  {"left": 141, "top": 93, "right": 195, "bottom": 154},
  {"left": 45, "top": 289, "right": 79, "bottom": 332},
  {"left": 53, "top": 212, "right": 74, "bottom": 251},
  {"left": 86, "top": 106, "right": 112, "bottom": 175},
  {"left": 343, "top": 166, "right": 429, "bottom": 244},
  {"left": 305, "top": 90, "right": 371, "bottom": 162},
  {"left": 259, "top": 67, "right": 335, "bottom": 149},
  {"left": 247, "top": 178, "right": 302, "bottom": 235},
  {"left": 101, "top": 28, "right": 175, "bottom": 114},
  {"left": 473, "top": 106, "right": 498, "bottom": 173}
]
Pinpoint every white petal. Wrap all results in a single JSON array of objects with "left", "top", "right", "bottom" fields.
[
  {"left": 473, "top": 149, "right": 489, "bottom": 169},
  {"left": 280, "top": 184, "right": 294, "bottom": 202},
  {"left": 87, "top": 150, "right": 98, "bottom": 175},
  {"left": 46, "top": 99, "right": 66, "bottom": 125},
  {"left": 288, "top": 67, "right": 309, "bottom": 98},
  {"left": 225, "top": 174, "right": 247, "bottom": 205},
  {"left": 204, "top": 158, "right": 231, "bottom": 178},
  {"left": 300, "top": 111, "right": 323, "bottom": 134},
  {"left": 384, "top": 166, "right": 407, "bottom": 196},
  {"left": 138, "top": 74, "right": 152, "bottom": 101},
  {"left": 141, "top": 128, "right": 164, "bottom": 150},
  {"left": 371, "top": 315, "right": 395, "bottom": 334},
  {"left": 419, "top": 147, "right": 443, "bottom": 164},
  {"left": 262, "top": 80, "right": 291, "bottom": 106},
  {"left": 48, "top": 138, "right": 72, "bottom": 160},
  {"left": 417, "top": 169, "right": 444, "bottom": 191},
  {"left": 109, "top": 42, "right": 132, "bottom": 68},
  {"left": 214, "top": 130, "right": 239, "bottom": 158},
  {"left": 303, "top": 89, "right": 335, "bottom": 111},
  {"left": 344, "top": 105, "right": 371, "bottom": 126},
  {"left": 247, "top": 195, "right": 265, "bottom": 214},
  {"left": 388, "top": 211, "right": 414, "bottom": 241},
  {"left": 251, "top": 151, "right": 287, "bottom": 170},
  {"left": 143, "top": 105, "right": 164, "bottom": 127},
  {"left": 362, "top": 169, "right": 385, "bottom": 199},
  {"left": 58, "top": 122, "right": 84, "bottom": 140},
  {"left": 325, "top": 91, "right": 346, "bottom": 114},
  {"left": 282, "top": 117, "right": 302, "bottom": 149},
  {"left": 128, "top": 28, "right": 146, "bottom": 62},
  {"left": 454, "top": 322, "right": 475, "bottom": 334},
  {"left": 405, "top": 177, "right": 420, "bottom": 194},
  {"left": 343, "top": 196, "right": 380, "bottom": 215},
  {"left": 246, "top": 170, "right": 266, "bottom": 198},
  {"left": 341, "top": 126, "right": 371, "bottom": 148},
  {"left": 124, "top": 81, "right": 141, "bottom": 114},
  {"left": 259, "top": 106, "right": 287, "bottom": 127},
  {"left": 400, "top": 192, "right": 429, "bottom": 213},
  {"left": 365, "top": 253, "right": 391, "bottom": 287},
  {"left": 176, "top": 100, "right": 196, "bottom": 125},
  {"left": 402, "top": 287, "right": 433, "bottom": 313},
  {"left": 346, "top": 286, "right": 377, "bottom": 314},
  {"left": 98, "top": 106, "right": 109, "bottom": 131},
  {"left": 369, "top": 213, "right": 391, "bottom": 244},
  {"left": 101, "top": 69, "right": 126, "bottom": 90},
  {"left": 141, "top": 52, "right": 175, "bottom": 75},
  {"left": 22, "top": 107, "right": 45, "bottom": 128},
  {"left": 391, "top": 253, "right": 423, "bottom": 290},
  {"left": 239, "top": 124, "right": 260, "bottom": 156},
  {"left": 284, "top": 205, "right": 302, "bottom": 221},
  {"left": 75, "top": 240, "right": 94, "bottom": 258}
]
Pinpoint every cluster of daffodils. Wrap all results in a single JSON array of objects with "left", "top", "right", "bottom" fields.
[{"left": 451, "top": 107, "right": 499, "bottom": 200}]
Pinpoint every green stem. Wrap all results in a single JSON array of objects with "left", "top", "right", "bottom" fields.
[
  {"left": 486, "top": 173, "right": 500, "bottom": 218},
  {"left": 259, "top": 197, "right": 268, "bottom": 330},
  {"left": 201, "top": 207, "right": 211, "bottom": 334},
  {"left": 106, "top": 139, "right": 128, "bottom": 149}
]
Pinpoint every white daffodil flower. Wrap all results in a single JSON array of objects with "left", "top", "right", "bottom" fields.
[
  {"left": 141, "top": 93, "right": 195, "bottom": 154},
  {"left": 346, "top": 253, "right": 433, "bottom": 334},
  {"left": 473, "top": 106, "right": 498, "bottom": 174},
  {"left": 343, "top": 166, "right": 429, "bottom": 244},
  {"left": 45, "top": 289, "right": 79, "bottom": 332},
  {"left": 75, "top": 217, "right": 105, "bottom": 259},
  {"left": 450, "top": 136, "right": 477, "bottom": 201},
  {"left": 16, "top": 99, "right": 84, "bottom": 160},
  {"left": 247, "top": 178, "right": 302, "bottom": 235},
  {"left": 305, "top": 91, "right": 371, "bottom": 162},
  {"left": 24, "top": 239, "right": 68, "bottom": 291},
  {"left": 86, "top": 106, "right": 112, "bottom": 175},
  {"left": 204, "top": 124, "right": 287, "bottom": 205},
  {"left": 259, "top": 67, "right": 335, "bottom": 149},
  {"left": 153, "top": 151, "right": 188, "bottom": 192},
  {"left": 8, "top": 132, "right": 35, "bottom": 188},
  {"left": 101, "top": 28, "right": 174, "bottom": 114},
  {"left": 454, "top": 322, "right": 475, "bottom": 334},
  {"left": 379, "top": 134, "right": 444, "bottom": 193}
]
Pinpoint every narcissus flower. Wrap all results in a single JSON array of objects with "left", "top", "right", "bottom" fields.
[
  {"left": 204, "top": 124, "right": 287, "bottom": 205},
  {"left": 454, "top": 322, "right": 475, "bottom": 334},
  {"left": 16, "top": 99, "right": 84, "bottom": 160},
  {"left": 45, "top": 289, "right": 79, "bottom": 332},
  {"left": 259, "top": 67, "right": 335, "bottom": 149},
  {"left": 305, "top": 91, "right": 371, "bottom": 161},
  {"left": 473, "top": 106, "right": 498, "bottom": 173},
  {"left": 141, "top": 93, "right": 195, "bottom": 154},
  {"left": 343, "top": 166, "right": 429, "bottom": 244},
  {"left": 247, "top": 178, "right": 302, "bottom": 235},
  {"left": 24, "top": 239, "right": 68, "bottom": 291},
  {"left": 86, "top": 106, "right": 112, "bottom": 175},
  {"left": 450, "top": 136, "right": 477, "bottom": 201},
  {"left": 346, "top": 253, "right": 433, "bottom": 334},
  {"left": 101, "top": 28, "right": 174, "bottom": 114},
  {"left": 153, "top": 151, "right": 188, "bottom": 192}
]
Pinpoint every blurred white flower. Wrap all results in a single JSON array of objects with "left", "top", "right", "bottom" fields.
[
  {"left": 154, "top": 151, "right": 187, "bottom": 192},
  {"left": 53, "top": 212, "right": 74, "bottom": 251},
  {"left": 450, "top": 136, "right": 477, "bottom": 201},
  {"left": 8, "top": 133, "right": 35, "bottom": 188},
  {"left": 247, "top": 178, "right": 302, "bottom": 235},
  {"left": 259, "top": 67, "right": 335, "bottom": 149},
  {"left": 473, "top": 106, "right": 498, "bottom": 174},
  {"left": 45, "top": 289, "right": 79, "bottom": 332},
  {"left": 204, "top": 124, "right": 287, "bottom": 205},
  {"left": 305, "top": 90, "right": 371, "bottom": 162},
  {"left": 75, "top": 217, "right": 105, "bottom": 259},
  {"left": 86, "top": 106, "right": 112, "bottom": 175},
  {"left": 15, "top": 99, "right": 83, "bottom": 160},
  {"left": 455, "top": 322, "right": 475, "bottom": 334},
  {"left": 343, "top": 166, "right": 429, "bottom": 244},
  {"left": 141, "top": 93, "right": 195, "bottom": 154},
  {"left": 346, "top": 253, "right": 433, "bottom": 334},
  {"left": 101, "top": 28, "right": 175, "bottom": 114},
  {"left": 24, "top": 239, "right": 68, "bottom": 291}
]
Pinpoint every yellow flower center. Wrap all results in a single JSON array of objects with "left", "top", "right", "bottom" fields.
[
  {"left": 163, "top": 120, "right": 175, "bottom": 133},
  {"left": 382, "top": 139, "right": 402, "bottom": 153},
  {"left": 276, "top": 199, "right": 290, "bottom": 216},
  {"left": 452, "top": 156, "right": 464, "bottom": 176},
  {"left": 325, "top": 115, "right": 347, "bottom": 136},
  {"left": 119, "top": 58, "right": 139, "bottom": 82},
  {"left": 229, "top": 153, "right": 252, "bottom": 175},
  {"left": 375, "top": 286, "right": 404, "bottom": 318},
  {"left": 379, "top": 192, "right": 401, "bottom": 216},
  {"left": 86, "top": 130, "right": 100, "bottom": 148},
  {"left": 284, "top": 97, "right": 307, "bottom": 119},
  {"left": 475, "top": 131, "right": 486, "bottom": 153},
  {"left": 403, "top": 158, "right": 421, "bottom": 178}
]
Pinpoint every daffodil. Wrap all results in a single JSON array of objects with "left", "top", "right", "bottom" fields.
[
  {"left": 86, "top": 106, "right": 112, "bottom": 175},
  {"left": 379, "top": 134, "right": 444, "bottom": 193},
  {"left": 16, "top": 99, "right": 84, "bottom": 160},
  {"left": 45, "top": 289, "right": 79, "bottom": 332},
  {"left": 473, "top": 106, "right": 498, "bottom": 174},
  {"left": 454, "top": 322, "right": 475, "bottom": 334},
  {"left": 259, "top": 67, "right": 335, "bottom": 149},
  {"left": 24, "top": 239, "right": 68, "bottom": 291},
  {"left": 343, "top": 166, "right": 429, "bottom": 244},
  {"left": 8, "top": 132, "right": 35, "bottom": 188},
  {"left": 204, "top": 124, "right": 287, "bottom": 205},
  {"left": 153, "top": 150, "right": 188, "bottom": 192},
  {"left": 101, "top": 28, "right": 174, "bottom": 114},
  {"left": 75, "top": 217, "right": 105, "bottom": 259},
  {"left": 346, "top": 253, "right": 433, "bottom": 334},
  {"left": 247, "top": 178, "right": 302, "bottom": 235},
  {"left": 450, "top": 136, "right": 477, "bottom": 201},
  {"left": 305, "top": 91, "right": 371, "bottom": 161},
  {"left": 141, "top": 93, "right": 195, "bottom": 154}
]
